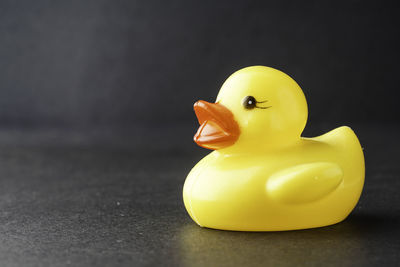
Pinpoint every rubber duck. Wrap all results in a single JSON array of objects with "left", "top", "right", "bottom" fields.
[{"left": 183, "top": 66, "right": 365, "bottom": 231}]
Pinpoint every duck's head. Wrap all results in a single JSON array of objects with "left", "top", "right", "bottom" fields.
[{"left": 193, "top": 66, "right": 308, "bottom": 151}]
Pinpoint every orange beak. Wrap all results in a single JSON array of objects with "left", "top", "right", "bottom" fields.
[{"left": 193, "top": 100, "right": 240, "bottom": 150}]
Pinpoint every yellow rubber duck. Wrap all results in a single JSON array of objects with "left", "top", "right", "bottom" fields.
[{"left": 183, "top": 66, "right": 365, "bottom": 231}]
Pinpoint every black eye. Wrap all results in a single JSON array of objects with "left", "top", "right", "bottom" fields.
[{"left": 242, "top": 96, "right": 257, "bottom": 109}]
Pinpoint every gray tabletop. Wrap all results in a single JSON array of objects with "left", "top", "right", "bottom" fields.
[{"left": 0, "top": 123, "right": 399, "bottom": 267}]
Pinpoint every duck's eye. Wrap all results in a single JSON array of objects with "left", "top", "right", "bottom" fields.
[{"left": 242, "top": 96, "right": 257, "bottom": 109}]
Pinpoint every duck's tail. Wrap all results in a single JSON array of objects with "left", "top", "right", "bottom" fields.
[
  {"left": 315, "top": 126, "right": 365, "bottom": 183},
  {"left": 315, "top": 126, "right": 362, "bottom": 152}
]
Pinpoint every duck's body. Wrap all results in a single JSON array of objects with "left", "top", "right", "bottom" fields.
[
  {"left": 184, "top": 126, "right": 364, "bottom": 231},
  {"left": 183, "top": 66, "right": 365, "bottom": 231}
]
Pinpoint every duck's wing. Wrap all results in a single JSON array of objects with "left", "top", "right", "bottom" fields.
[{"left": 266, "top": 162, "right": 343, "bottom": 204}]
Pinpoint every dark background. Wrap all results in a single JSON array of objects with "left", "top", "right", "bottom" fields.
[
  {"left": 1, "top": 0, "right": 399, "bottom": 129},
  {"left": 0, "top": 1, "right": 399, "bottom": 266}
]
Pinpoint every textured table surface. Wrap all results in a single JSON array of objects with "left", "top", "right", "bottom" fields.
[{"left": 0, "top": 123, "right": 399, "bottom": 267}]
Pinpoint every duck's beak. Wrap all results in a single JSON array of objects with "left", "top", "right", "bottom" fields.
[{"left": 193, "top": 100, "right": 240, "bottom": 150}]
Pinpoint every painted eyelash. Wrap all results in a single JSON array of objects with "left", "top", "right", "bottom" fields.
[
  {"left": 256, "top": 106, "right": 272, "bottom": 109},
  {"left": 255, "top": 100, "right": 271, "bottom": 109}
]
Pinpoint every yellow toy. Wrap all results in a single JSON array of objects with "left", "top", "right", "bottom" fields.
[{"left": 183, "top": 66, "right": 365, "bottom": 231}]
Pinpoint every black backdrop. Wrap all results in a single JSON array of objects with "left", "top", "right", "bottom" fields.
[{"left": 1, "top": 0, "right": 399, "bottom": 129}]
